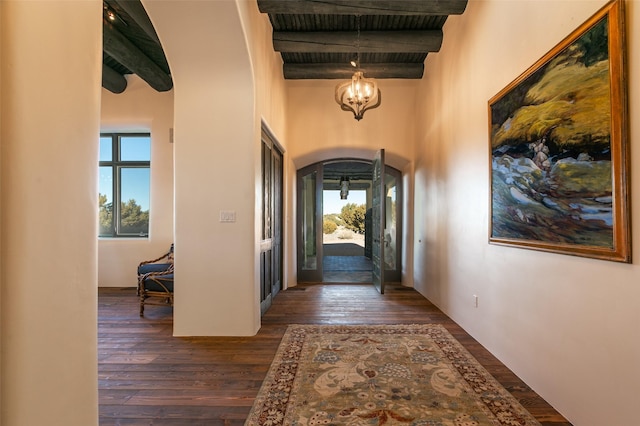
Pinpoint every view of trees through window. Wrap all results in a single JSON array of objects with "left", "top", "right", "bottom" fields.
[
  {"left": 323, "top": 203, "right": 367, "bottom": 235},
  {"left": 99, "top": 133, "right": 151, "bottom": 237}
]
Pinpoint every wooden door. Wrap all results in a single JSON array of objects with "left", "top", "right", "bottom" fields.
[
  {"left": 372, "top": 149, "right": 386, "bottom": 294},
  {"left": 296, "top": 163, "right": 323, "bottom": 282},
  {"left": 260, "top": 126, "right": 283, "bottom": 315}
]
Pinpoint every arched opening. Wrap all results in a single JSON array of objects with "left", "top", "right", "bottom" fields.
[
  {"left": 297, "top": 158, "right": 402, "bottom": 285},
  {"left": 143, "top": 0, "right": 258, "bottom": 335}
]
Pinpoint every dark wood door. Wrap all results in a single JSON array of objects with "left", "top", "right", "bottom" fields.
[
  {"left": 372, "top": 149, "right": 386, "bottom": 294},
  {"left": 260, "top": 126, "right": 283, "bottom": 315},
  {"left": 296, "top": 163, "right": 323, "bottom": 282}
]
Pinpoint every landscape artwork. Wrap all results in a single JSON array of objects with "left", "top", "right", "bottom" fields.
[{"left": 488, "top": 0, "right": 629, "bottom": 262}]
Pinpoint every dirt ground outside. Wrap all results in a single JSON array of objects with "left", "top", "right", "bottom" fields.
[{"left": 323, "top": 226, "right": 365, "bottom": 256}]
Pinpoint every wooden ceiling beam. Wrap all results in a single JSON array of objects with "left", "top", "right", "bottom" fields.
[
  {"left": 102, "top": 64, "right": 127, "bottom": 93},
  {"left": 103, "top": 21, "right": 173, "bottom": 92},
  {"left": 283, "top": 63, "right": 424, "bottom": 79},
  {"left": 110, "top": 0, "right": 161, "bottom": 45},
  {"left": 258, "top": 0, "right": 468, "bottom": 15},
  {"left": 274, "top": 30, "right": 442, "bottom": 53}
]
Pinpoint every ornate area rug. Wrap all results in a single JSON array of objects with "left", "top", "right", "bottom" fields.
[{"left": 246, "top": 324, "right": 540, "bottom": 426}]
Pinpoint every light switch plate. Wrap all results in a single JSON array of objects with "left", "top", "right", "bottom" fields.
[{"left": 219, "top": 210, "right": 236, "bottom": 223}]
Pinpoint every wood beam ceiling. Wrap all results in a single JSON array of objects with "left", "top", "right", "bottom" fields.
[
  {"left": 102, "top": 0, "right": 172, "bottom": 94},
  {"left": 273, "top": 30, "right": 443, "bottom": 53},
  {"left": 102, "top": 64, "right": 127, "bottom": 94},
  {"left": 103, "top": 21, "right": 173, "bottom": 92},
  {"left": 101, "top": 0, "right": 470, "bottom": 90},
  {"left": 258, "top": 0, "right": 468, "bottom": 80},
  {"left": 257, "top": 0, "right": 468, "bottom": 15},
  {"left": 283, "top": 63, "right": 423, "bottom": 79},
  {"left": 110, "top": 0, "right": 161, "bottom": 44}
]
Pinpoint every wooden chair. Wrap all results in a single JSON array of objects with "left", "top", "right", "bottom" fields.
[{"left": 137, "top": 244, "right": 174, "bottom": 316}]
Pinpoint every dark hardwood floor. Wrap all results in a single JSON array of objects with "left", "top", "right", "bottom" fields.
[{"left": 98, "top": 284, "right": 572, "bottom": 425}]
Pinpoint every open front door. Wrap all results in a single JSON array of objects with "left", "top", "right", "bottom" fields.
[
  {"left": 296, "top": 164, "right": 323, "bottom": 282},
  {"left": 372, "top": 149, "right": 385, "bottom": 294}
]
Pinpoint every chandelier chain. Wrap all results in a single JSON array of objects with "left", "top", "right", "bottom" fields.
[
  {"left": 334, "top": 13, "right": 381, "bottom": 121},
  {"left": 356, "top": 14, "right": 361, "bottom": 68}
]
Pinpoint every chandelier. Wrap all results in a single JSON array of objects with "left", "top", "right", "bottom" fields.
[
  {"left": 335, "top": 71, "right": 381, "bottom": 121},
  {"left": 334, "top": 15, "right": 381, "bottom": 121}
]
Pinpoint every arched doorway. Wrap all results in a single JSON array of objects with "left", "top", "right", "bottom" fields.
[
  {"left": 297, "top": 157, "right": 402, "bottom": 287},
  {"left": 144, "top": 0, "right": 258, "bottom": 335}
]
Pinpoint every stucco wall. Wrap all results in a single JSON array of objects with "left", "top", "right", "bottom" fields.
[
  {"left": 286, "top": 79, "right": 418, "bottom": 172},
  {"left": 236, "top": 0, "right": 292, "bottom": 289},
  {"left": 99, "top": 75, "right": 174, "bottom": 287},
  {"left": 144, "top": 0, "right": 288, "bottom": 336},
  {"left": 414, "top": 1, "right": 640, "bottom": 424},
  {"left": 0, "top": 1, "right": 4, "bottom": 419},
  {"left": 0, "top": 1, "right": 101, "bottom": 424}
]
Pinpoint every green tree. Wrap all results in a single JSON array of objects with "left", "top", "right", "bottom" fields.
[
  {"left": 323, "top": 219, "right": 338, "bottom": 234},
  {"left": 99, "top": 193, "right": 113, "bottom": 235},
  {"left": 120, "top": 199, "right": 149, "bottom": 234},
  {"left": 340, "top": 203, "right": 366, "bottom": 234},
  {"left": 323, "top": 213, "right": 344, "bottom": 226}
]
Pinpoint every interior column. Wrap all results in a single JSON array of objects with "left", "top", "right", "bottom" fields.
[{"left": 0, "top": 1, "right": 101, "bottom": 424}]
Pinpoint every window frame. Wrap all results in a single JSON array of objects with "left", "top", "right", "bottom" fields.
[{"left": 99, "top": 132, "right": 151, "bottom": 238}]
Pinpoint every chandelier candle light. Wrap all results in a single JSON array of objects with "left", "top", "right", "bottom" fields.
[{"left": 335, "top": 15, "right": 381, "bottom": 121}]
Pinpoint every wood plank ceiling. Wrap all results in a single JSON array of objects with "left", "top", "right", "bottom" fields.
[
  {"left": 102, "top": 0, "right": 172, "bottom": 94},
  {"left": 101, "top": 0, "right": 468, "bottom": 93},
  {"left": 258, "top": 0, "right": 469, "bottom": 79}
]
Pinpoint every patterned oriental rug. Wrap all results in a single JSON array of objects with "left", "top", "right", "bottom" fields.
[{"left": 245, "top": 324, "right": 540, "bottom": 426}]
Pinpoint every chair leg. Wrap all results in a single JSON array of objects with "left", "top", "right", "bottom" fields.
[{"left": 139, "top": 293, "right": 145, "bottom": 317}]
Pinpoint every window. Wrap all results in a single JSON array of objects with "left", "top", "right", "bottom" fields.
[{"left": 99, "top": 133, "right": 151, "bottom": 237}]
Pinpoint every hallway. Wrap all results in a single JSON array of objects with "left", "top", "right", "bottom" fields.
[{"left": 98, "top": 284, "right": 571, "bottom": 425}]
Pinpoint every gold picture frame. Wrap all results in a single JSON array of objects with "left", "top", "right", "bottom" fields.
[{"left": 488, "top": 0, "right": 630, "bottom": 262}]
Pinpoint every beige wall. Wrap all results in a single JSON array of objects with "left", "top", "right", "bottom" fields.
[
  {"left": 0, "top": 1, "right": 3, "bottom": 417},
  {"left": 143, "top": 0, "right": 288, "bottom": 336},
  {"left": 236, "top": 0, "right": 292, "bottom": 288},
  {"left": 99, "top": 75, "right": 174, "bottom": 287},
  {"left": 0, "top": 1, "right": 101, "bottom": 425},
  {"left": 286, "top": 79, "right": 417, "bottom": 171},
  {"left": 414, "top": 1, "right": 639, "bottom": 424}
]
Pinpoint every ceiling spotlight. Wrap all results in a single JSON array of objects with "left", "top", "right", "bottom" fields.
[{"left": 103, "top": 3, "right": 125, "bottom": 24}]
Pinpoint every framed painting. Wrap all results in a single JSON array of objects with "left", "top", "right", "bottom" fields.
[{"left": 488, "top": 0, "right": 630, "bottom": 262}]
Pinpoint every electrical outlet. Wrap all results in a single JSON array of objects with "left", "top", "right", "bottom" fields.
[{"left": 474, "top": 295, "right": 478, "bottom": 308}]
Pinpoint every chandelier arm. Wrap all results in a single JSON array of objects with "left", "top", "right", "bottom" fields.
[{"left": 359, "top": 89, "right": 382, "bottom": 116}]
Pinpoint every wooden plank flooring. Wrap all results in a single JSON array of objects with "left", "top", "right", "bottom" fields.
[{"left": 99, "top": 284, "right": 572, "bottom": 425}]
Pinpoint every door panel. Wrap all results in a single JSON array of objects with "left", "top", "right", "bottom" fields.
[
  {"left": 372, "top": 149, "right": 385, "bottom": 294},
  {"left": 272, "top": 150, "right": 283, "bottom": 298},
  {"left": 297, "top": 164, "right": 323, "bottom": 282},
  {"left": 260, "top": 249, "right": 272, "bottom": 314},
  {"left": 260, "top": 126, "right": 283, "bottom": 315},
  {"left": 383, "top": 168, "right": 402, "bottom": 282}
]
